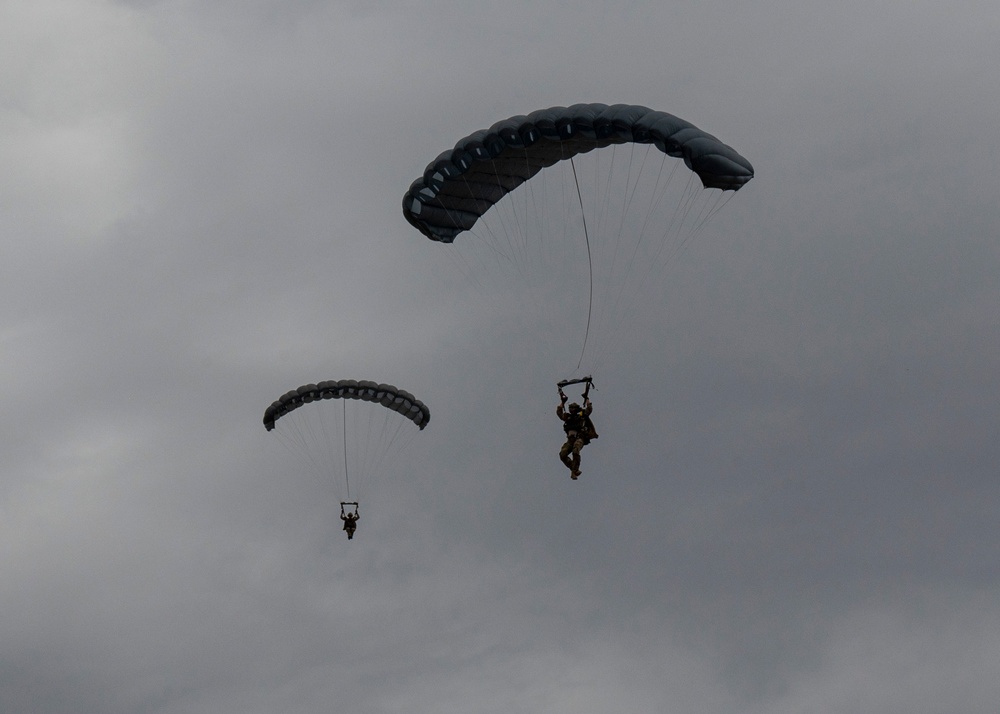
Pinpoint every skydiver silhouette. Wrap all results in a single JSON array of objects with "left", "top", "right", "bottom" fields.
[
  {"left": 557, "top": 381, "right": 598, "bottom": 479},
  {"left": 340, "top": 503, "right": 359, "bottom": 540}
]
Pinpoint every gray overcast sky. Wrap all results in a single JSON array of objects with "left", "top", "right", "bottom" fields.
[{"left": 3, "top": 1, "right": 999, "bottom": 712}]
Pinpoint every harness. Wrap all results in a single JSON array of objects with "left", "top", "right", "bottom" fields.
[{"left": 563, "top": 411, "right": 588, "bottom": 434}]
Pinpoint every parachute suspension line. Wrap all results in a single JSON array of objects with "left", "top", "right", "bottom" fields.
[
  {"left": 651, "top": 174, "right": 712, "bottom": 275},
  {"left": 593, "top": 151, "right": 676, "bottom": 367},
  {"left": 570, "top": 157, "right": 594, "bottom": 371},
  {"left": 689, "top": 189, "right": 734, "bottom": 237},
  {"left": 372, "top": 411, "right": 410, "bottom": 487},
  {"left": 486, "top": 159, "right": 514, "bottom": 262},
  {"left": 656, "top": 188, "right": 732, "bottom": 279},
  {"left": 588, "top": 144, "right": 635, "bottom": 375},
  {"left": 274, "top": 414, "right": 327, "bottom": 489},
  {"left": 486, "top": 158, "right": 527, "bottom": 278},
  {"left": 434, "top": 177, "right": 493, "bottom": 300},
  {"left": 609, "top": 149, "right": 669, "bottom": 321},
  {"left": 523, "top": 148, "right": 551, "bottom": 309},
  {"left": 342, "top": 399, "right": 350, "bottom": 501},
  {"left": 633, "top": 154, "right": 686, "bottom": 290},
  {"left": 460, "top": 171, "right": 515, "bottom": 279},
  {"left": 505, "top": 150, "right": 538, "bottom": 301}
]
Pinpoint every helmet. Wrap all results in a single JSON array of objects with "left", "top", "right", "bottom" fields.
[{"left": 568, "top": 402, "right": 581, "bottom": 413}]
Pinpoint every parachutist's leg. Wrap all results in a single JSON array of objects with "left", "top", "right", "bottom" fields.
[
  {"left": 559, "top": 440, "right": 574, "bottom": 470},
  {"left": 570, "top": 438, "right": 583, "bottom": 478}
]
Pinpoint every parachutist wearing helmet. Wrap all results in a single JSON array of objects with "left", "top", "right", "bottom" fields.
[
  {"left": 340, "top": 502, "right": 359, "bottom": 540},
  {"left": 557, "top": 382, "right": 598, "bottom": 479}
]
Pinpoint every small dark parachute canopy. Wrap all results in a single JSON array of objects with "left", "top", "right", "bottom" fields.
[
  {"left": 263, "top": 379, "right": 430, "bottom": 432},
  {"left": 263, "top": 379, "right": 430, "bottom": 507},
  {"left": 402, "top": 103, "right": 754, "bottom": 243}
]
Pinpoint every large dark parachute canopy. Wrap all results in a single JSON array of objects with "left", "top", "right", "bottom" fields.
[
  {"left": 263, "top": 379, "right": 430, "bottom": 432},
  {"left": 402, "top": 103, "right": 754, "bottom": 243}
]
